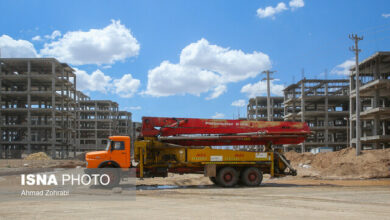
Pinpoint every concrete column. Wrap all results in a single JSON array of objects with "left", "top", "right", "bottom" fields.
[
  {"left": 0, "top": 62, "right": 2, "bottom": 158},
  {"left": 66, "top": 72, "right": 71, "bottom": 158},
  {"left": 300, "top": 81, "right": 305, "bottom": 153},
  {"left": 60, "top": 68, "right": 64, "bottom": 159},
  {"left": 270, "top": 98, "right": 274, "bottom": 121},
  {"left": 109, "top": 103, "right": 112, "bottom": 136},
  {"left": 74, "top": 76, "right": 77, "bottom": 158},
  {"left": 247, "top": 104, "right": 250, "bottom": 120},
  {"left": 255, "top": 97, "right": 258, "bottom": 121},
  {"left": 349, "top": 75, "right": 354, "bottom": 146},
  {"left": 27, "top": 60, "right": 31, "bottom": 154},
  {"left": 292, "top": 89, "right": 296, "bottom": 121},
  {"left": 95, "top": 102, "right": 98, "bottom": 150},
  {"left": 324, "top": 83, "right": 329, "bottom": 148},
  {"left": 300, "top": 81, "right": 305, "bottom": 122},
  {"left": 372, "top": 89, "right": 379, "bottom": 149},
  {"left": 51, "top": 62, "right": 56, "bottom": 158},
  {"left": 283, "top": 92, "right": 287, "bottom": 119}
]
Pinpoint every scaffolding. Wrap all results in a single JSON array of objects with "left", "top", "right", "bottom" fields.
[
  {"left": 0, "top": 58, "right": 77, "bottom": 159},
  {"left": 283, "top": 79, "right": 349, "bottom": 152},
  {"left": 350, "top": 52, "right": 390, "bottom": 149},
  {"left": 247, "top": 96, "right": 284, "bottom": 121}
]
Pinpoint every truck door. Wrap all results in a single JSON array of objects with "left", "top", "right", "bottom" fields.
[{"left": 110, "top": 141, "right": 129, "bottom": 168}]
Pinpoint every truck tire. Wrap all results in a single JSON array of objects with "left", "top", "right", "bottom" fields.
[
  {"left": 216, "top": 167, "right": 238, "bottom": 187},
  {"left": 100, "top": 168, "right": 120, "bottom": 188},
  {"left": 241, "top": 167, "right": 262, "bottom": 187},
  {"left": 209, "top": 177, "right": 218, "bottom": 185}
]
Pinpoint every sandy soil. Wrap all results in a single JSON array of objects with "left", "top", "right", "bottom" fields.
[
  {"left": 0, "top": 159, "right": 86, "bottom": 177},
  {"left": 285, "top": 148, "right": 390, "bottom": 179},
  {"left": 0, "top": 173, "right": 389, "bottom": 220}
]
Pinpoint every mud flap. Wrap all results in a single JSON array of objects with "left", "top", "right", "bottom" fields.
[{"left": 204, "top": 164, "right": 216, "bottom": 177}]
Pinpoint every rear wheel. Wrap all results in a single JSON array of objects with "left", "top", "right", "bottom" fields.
[
  {"left": 241, "top": 167, "right": 262, "bottom": 187},
  {"left": 216, "top": 167, "right": 238, "bottom": 187}
]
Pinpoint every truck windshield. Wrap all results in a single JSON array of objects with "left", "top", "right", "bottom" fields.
[{"left": 105, "top": 140, "right": 111, "bottom": 151}]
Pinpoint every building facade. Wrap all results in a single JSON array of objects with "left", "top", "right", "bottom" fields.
[
  {"left": 247, "top": 96, "right": 284, "bottom": 121},
  {"left": 283, "top": 79, "right": 349, "bottom": 152},
  {"left": 0, "top": 58, "right": 133, "bottom": 158},
  {"left": 350, "top": 52, "right": 390, "bottom": 149}
]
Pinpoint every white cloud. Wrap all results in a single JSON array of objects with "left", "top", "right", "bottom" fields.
[
  {"left": 45, "top": 30, "right": 61, "bottom": 40},
  {"left": 382, "top": 13, "right": 390, "bottom": 18},
  {"left": 145, "top": 61, "right": 220, "bottom": 97},
  {"left": 256, "top": 2, "right": 287, "bottom": 19},
  {"left": 0, "top": 35, "right": 38, "bottom": 58},
  {"left": 74, "top": 68, "right": 112, "bottom": 93},
  {"left": 241, "top": 79, "right": 285, "bottom": 97},
  {"left": 32, "top": 35, "right": 42, "bottom": 41},
  {"left": 129, "top": 106, "right": 142, "bottom": 110},
  {"left": 331, "top": 59, "right": 355, "bottom": 76},
  {"left": 232, "top": 99, "right": 246, "bottom": 107},
  {"left": 289, "top": 0, "right": 304, "bottom": 10},
  {"left": 74, "top": 68, "right": 140, "bottom": 97},
  {"left": 40, "top": 20, "right": 140, "bottom": 65},
  {"left": 212, "top": 112, "right": 225, "bottom": 119},
  {"left": 145, "top": 38, "right": 271, "bottom": 99},
  {"left": 206, "top": 85, "right": 227, "bottom": 100},
  {"left": 113, "top": 74, "right": 141, "bottom": 98},
  {"left": 102, "top": 65, "right": 112, "bottom": 69}
]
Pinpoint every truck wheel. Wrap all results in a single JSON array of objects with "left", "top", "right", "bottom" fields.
[
  {"left": 100, "top": 168, "right": 120, "bottom": 188},
  {"left": 209, "top": 177, "right": 218, "bottom": 185},
  {"left": 216, "top": 167, "right": 238, "bottom": 187},
  {"left": 241, "top": 167, "right": 262, "bottom": 187}
]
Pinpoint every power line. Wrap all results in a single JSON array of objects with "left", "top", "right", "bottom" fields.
[{"left": 349, "top": 33, "right": 363, "bottom": 156}]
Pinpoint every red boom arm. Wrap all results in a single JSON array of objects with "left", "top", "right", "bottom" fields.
[{"left": 141, "top": 117, "right": 310, "bottom": 146}]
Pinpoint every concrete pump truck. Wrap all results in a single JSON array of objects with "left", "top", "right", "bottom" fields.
[{"left": 85, "top": 117, "right": 310, "bottom": 187}]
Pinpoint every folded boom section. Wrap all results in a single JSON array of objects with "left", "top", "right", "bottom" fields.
[{"left": 141, "top": 117, "right": 310, "bottom": 146}]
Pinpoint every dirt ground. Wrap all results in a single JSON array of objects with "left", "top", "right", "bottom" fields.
[
  {"left": 0, "top": 151, "right": 389, "bottom": 219},
  {"left": 284, "top": 148, "right": 390, "bottom": 179},
  {"left": 0, "top": 173, "right": 389, "bottom": 220}
]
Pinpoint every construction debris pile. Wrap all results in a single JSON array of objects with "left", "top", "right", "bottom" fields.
[
  {"left": 284, "top": 148, "right": 390, "bottom": 179},
  {"left": 24, "top": 152, "right": 52, "bottom": 161}
]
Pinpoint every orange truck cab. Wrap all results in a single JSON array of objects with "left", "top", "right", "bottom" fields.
[{"left": 85, "top": 136, "right": 131, "bottom": 169}]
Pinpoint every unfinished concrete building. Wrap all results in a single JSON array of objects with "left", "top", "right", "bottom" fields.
[
  {"left": 78, "top": 100, "right": 118, "bottom": 151},
  {"left": 350, "top": 52, "right": 390, "bottom": 149},
  {"left": 116, "top": 111, "right": 132, "bottom": 136},
  {"left": 247, "top": 96, "right": 284, "bottom": 121},
  {"left": 0, "top": 58, "right": 77, "bottom": 159},
  {"left": 77, "top": 99, "right": 132, "bottom": 151},
  {"left": 283, "top": 79, "right": 349, "bottom": 152}
]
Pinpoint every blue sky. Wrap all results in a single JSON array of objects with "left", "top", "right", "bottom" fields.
[{"left": 1, "top": 0, "right": 390, "bottom": 122}]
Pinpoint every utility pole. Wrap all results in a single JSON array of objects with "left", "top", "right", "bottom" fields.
[
  {"left": 262, "top": 70, "right": 276, "bottom": 121},
  {"left": 349, "top": 34, "right": 363, "bottom": 156}
]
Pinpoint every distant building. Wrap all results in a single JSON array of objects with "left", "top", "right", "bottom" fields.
[
  {"left": 77, "top": 98, "right": 132, "bottom": 151},
  {"left": 283, "top": 79, "right": 349, "bottom": 153},
  {"left": 0, "top": 58, "right": 133, "bottom": 159},
  {"left": 247, "top": 96, "right": 284, "bottom": 121}
]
